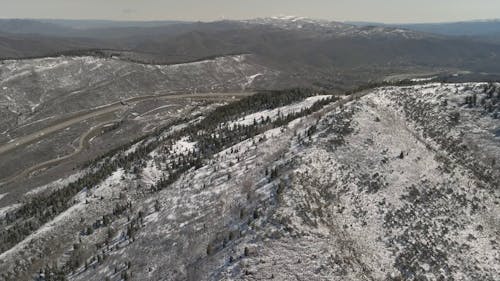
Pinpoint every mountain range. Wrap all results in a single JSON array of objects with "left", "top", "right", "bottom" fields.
[
  {"left": 349, "top": 19, "right": 500, "bottom": 36},
  {"left": 1, "top": 17, "right": 500, "bottom": 88}
]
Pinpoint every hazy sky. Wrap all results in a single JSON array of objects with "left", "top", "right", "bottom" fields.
[{"left": 1, "top": 0, "right": 499, "bottom": 23}]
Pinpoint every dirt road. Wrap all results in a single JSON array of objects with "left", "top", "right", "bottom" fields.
[
  {"left": 0, "top": 92, "right": 252, "bottom": 156},
  {"left": 0, "top": 92, "right": 252, "bottom": 185},
  {"left": 0, "top": 119, "right": 121, "bottom": 185}
]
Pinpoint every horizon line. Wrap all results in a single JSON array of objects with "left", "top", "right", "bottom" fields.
[{"left": 0, "top": 16, "right": 499, "bottom": 25}]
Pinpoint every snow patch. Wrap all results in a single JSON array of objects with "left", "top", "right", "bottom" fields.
[
  {"left": 171, "top": 137, "right": 197, "bottom": 155},
  {"left": 229, "top": 95, "right": 332, "bottom": 127}
]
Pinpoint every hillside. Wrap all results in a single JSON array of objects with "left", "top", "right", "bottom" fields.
[
  {"left": 0, "top": 54, "right": 282, "bottom": 193},
  {"left": 0, "top": 82, "right": 498, "bottom": 280},
  {"left": 0, "top": 55, "right": 279, "bottom": 134}
]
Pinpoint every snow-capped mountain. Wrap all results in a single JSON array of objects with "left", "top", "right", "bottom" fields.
[{"left": 243, "top": 16, "right": 429, "bottom": 39}]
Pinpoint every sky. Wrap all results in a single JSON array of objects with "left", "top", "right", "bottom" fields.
[{"left": 1, "top": 0, "right": 499, "bottom": 23}]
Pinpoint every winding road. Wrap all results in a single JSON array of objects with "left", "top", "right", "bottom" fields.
[
  {"left": 0, "top": 92, "right": 252, "bottom": 156},
  {"left": 0, "top": 119, "right": 121, "bottom": 186},
  {"left": 0, "top": 92, "right": 252, "bottom": 185}
]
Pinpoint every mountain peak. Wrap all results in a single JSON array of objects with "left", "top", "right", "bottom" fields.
[{"left": 269, "top": 15, "right": 307, "bottom": 21}]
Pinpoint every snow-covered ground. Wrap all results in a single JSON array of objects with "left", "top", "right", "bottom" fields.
[
  {"left": 0, "top": 203, "right": 20, "bottom": 219},
  {"left": 410, "top": 76, "right": 437, "bottom": 82},
  {"left": 69, "top": 84, "right": 500, "bottom": 280},
  {"left": 1, "top": 83, "right": 499, "bottom": 280},
  {"left": 229, "top": 95, "right": 332, "bottom": 127},
  {"left": 171, "top": 137, "right": 197, "bottom": 155},
  {"left": 0, "top": 54, "right": 278, "bottom": 134}
]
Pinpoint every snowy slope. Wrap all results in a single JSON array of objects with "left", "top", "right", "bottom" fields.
[
  {"left": 0, "top": 83, "right": 499, "bottom": 280},
  {"left": 77, "top": 83, "right": 499, "bottom": 280},
  {"left": 232, "top": 84, "right": 499, "bottom": 280},
  {"left": 0, "top": 54, "right": 279, "bottom": 134},
  {"left": 229, "top": 95, "right": 332, "bottom": 127}
]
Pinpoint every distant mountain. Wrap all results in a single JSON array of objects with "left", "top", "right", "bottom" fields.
[
  {"left": 0, "top": 19, "right": 190, "bottom": 38},
  {"left": 0, "top": 31, "right": 117, "bottom": 59},
  {"left": 349, "top": 19, "right": 500, "bottom": 37},
  {"left": 2, "top": 17, "right": 500, "bottom": 85},
  {"left": 398, "top": 20, "right": 500, "bottom": 37},
  {"left": 37, "top": 19, "right": 187, "bottom": 30},
  {"left": 3, "top": 18, "right": 500, "bottom": 38},
  {"left": 246, "top": 16, "right": 430, "bottom": 39},
  {"left": 113, "top": 18, "right": 500, "bottom": 74},
  {"left": 0, "top": 19, "right": 76, "bottom": 36}
]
